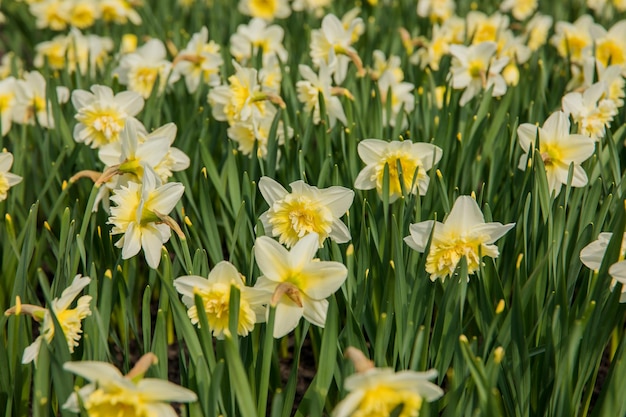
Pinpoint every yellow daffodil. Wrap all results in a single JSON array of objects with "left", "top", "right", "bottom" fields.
[
  {"left": 0, "top": 152, "right": 22, "bottom": 201},
  {"left": 174, "top": 261, "right": 267, "bottom": 338},
  {"left": 108, "top": 166, "right": 185, "bottom": 269},
  {"left": 258, "top": 176, "right": 354, "bottom": 248},
  {"left": 63, "top": 353, "right": 197, "bottom": 416},
  {"left": 354, "top": 139, "right": 442, "bottom": 203},
  {"left": 580, "top": 232, "right": 626, "bottom": 302},
  {"left": 4, "top": 275, "right": 91, "bottom": 364},
  {"left": 253, "top": 233, "right": 348, "bottom": 338},
  {"left": 72, "top": 84, "right": 144, "bottom": 148},
  {"left": 517, "top": 111, "right": 595, "bottom": 196},
  {"left": 332, "top": 347, "right": 443, "bottom": 417},
  {"left": 405, "top": 196, "right": 515, "bottom": 282}
]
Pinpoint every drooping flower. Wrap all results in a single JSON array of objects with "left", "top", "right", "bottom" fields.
[
  {"left": 253, "top": 233, "right": 348, "bottom": 338},
  {"left": 71, "top": 84, "right": 144, "bottom": 148},
  {"left": 517, "top": 111, "right": 595, "bottom": 196},
  {"left": 405, "top": 196, "right": 515, "bottom": 282},
  {"left": 174, "top": 261, "right": 267, "bottom": 338},
  {"left": 258, "top": 176, "right": 354, "bottom": 248},
  {"left": 354, "top": 139, "right": 442, "bottom": 203},
  {"left": 237, "top": 0, "right": 291, "bottom": 20},
  {"left": 63, "top": 353, "right": 197, "bottom": 416},
  {"left": 448, "top": 41, "right": 509, "bottom": 106},
  {"left": 108, "top": 166, "right": 185, "bottom": 269},
  {"left": 580, "top": 232, "right": 626, "bottom": 302},
  {"left": 4, "top": 275, "right": 92, "bottom": 364},
  {"left": 333, "top": 347, "right": 444, "bottom": 417},
  {"left": 0, "top": 152, "right": 22, "bottom": 201},
  {"left": 174, "top": 26, "right": 223, "bottom": 93},
  {"left": 113, "top": 39, "right": 179, "bottom": 99}
]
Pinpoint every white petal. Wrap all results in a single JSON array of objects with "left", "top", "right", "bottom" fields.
[
  {"left": 121, "top": 223, "right": 142, "bottom": 259},
  {"left": 258, "top": 176, "right": 288, "bottom": 206},
  {"left": 289, "top": 233, "right": 320, "bottom": 271},
  {"left": 302, "top": 297, "right": 328, "bottom": 327},
  {"left": 299, "top": 261, "right": 347, "bottom": 299},
  {"left": 405, "top": 221, "right": 435, "bottom": 252},
  {"left": 444, "top": 196, "right": 485, "bottom": 231},
  {"left": 471, "top": 222, "right": 515, "bottom": 244},
  {"left": 272, "top": 297, "right": 303, "bottom": 338},
  {"left": 137, "top": 379, "right": 198, "bottom": 402},
  {"left": 63, "top": 361, "right": 125, "bottom": 383},
  {"left": 0, "top": 152, "right": 13, "bottom": 172},
  {"left": 319, "top": 186, "right": 354, "bottom": 216},
  {"left": 142, "top": 225, "right": 166, "bottom": 269},
  {"left": 149, "top": 182, "right": 184, "bottom": 215},
  {"left": 254, "top": 236, "right": 290, "bottom": 282},
  {"left": 357, "top": 139, "right": 388, "bottom": 165},
  {"left": 354, "top": 166, "right": 376, "bottom": 191},
  {"left": 174, "top": 275, "right": 209, "bottom": 299},
  {"left": 517, "top": 123, "right": 538, "bottom": 152}
]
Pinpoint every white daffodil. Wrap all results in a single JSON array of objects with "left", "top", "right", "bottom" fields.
[
  {"left": 113, "top": 39, "right": 179, "bottom": 99},
  {"left": 292, "top": 0, "right": 332, "bottom": 16},
  {"left": 562, "top": 81, "right": 618, "bottom": 141},
  {"left": 517, "top": 111, "right": 595, "bottom": 196},
  {"left": 576, "top": 59, "right": 625, "bottom": 106},
  {"left": 174, "top": 26, "right": 223, "bottom": 94},
  {"left": 333, "top": 348, "right": 443, "bottom": 417},
  {"left": 72, "top": 84, "right": 144, "bottom": 148},
  {"left": 237, "top": 0, "right": 291, "bottom": 20},
  {"left": 0, "top": 77, "right": 17, "bottom": 136},
  {"left": 449, "top": 41, "right": 509, "bottom": 106},
  {"left": 580, "top": 232, "right": 626, "bottom": 302},
  {"left": 371, "top": 50, "right": 404, "bottom": 84},
  {"left": 253, "top": 233, "right": 348, "bottom": 338},
  {"left": 296, "top": 63, "right": 348, "bottom": 128},
  {"left": 589, "top": 20, "right": 626, "bottom": 73},
  {"left": 550, "top": 15, "right": 596, "bottom": 64},
  {"left": 67, "top": 0, "right": 101, "bottom": 29},
  {"left": 4, "top": 275, "right": 92, "bottom": 364},
  {"left": 405, "top": 196, "right": 515, "bottom": 282},
  {"left": 98, "top": 121, "right": 189, "bottom": 183},
  {"left": 100, "top": 0, "right": 142, "bottom": 25},
  {"left": 524, "top": 13, "right": 553, "bottom": 52},
  {"left": 227, "top": 106, "right": 292, "bottom": 158},
  {"left": 208, "top": 62, "right": 270, "bottom": 125},
  {"left": 29, "top": 0, "right": 71, "bottom": 31},
  {"left": 354, "top": 139, "right": 442, "bottom": 203},
  {"left": 108, "top": 166, "right": 185, "bottom": 269},
  {"left": 12, "top": 71, "right": 69, "bottom": 129},
  {"left": 310, "top": 13, "right": 365, "bottom": 84},
  {"left": 466, "top": 11, "right": 509, "bottom": 45},
  {"left": 413, "top": 19, "right": 464, "bottom": 71},
  {"left": 499, "top": 0, "right": 537, "bottom": 21},
  {"left": 230, "top": 18, "right": 288, "bottom": 66},
  {"left": 416, "top": 0, "right": 456, "bottom": 22},
  {"left": 0, "top": 152, "right": 22, "bottom": 201},
  {"left": 174, "top": 261, "right": 268, "bottom": 338},
  {"left": 63, "top": 353, "right": 197, "bottom": 416},
  {"left": 377, "top": 70, "right": 415, "bottom": 128},
  {"left": 258, "top": 176, "right": 354, "bottom": 248}
]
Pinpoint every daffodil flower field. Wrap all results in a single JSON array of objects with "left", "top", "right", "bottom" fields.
[{"left": 1, "top": 0, "right": 626, "bottom": 415}]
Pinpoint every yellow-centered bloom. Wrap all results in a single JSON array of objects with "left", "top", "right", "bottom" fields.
[
  {"left": 517, "top": 111, "right": 595, "bottom": 196},
  {"left": 333, "top": 347, "right": 443, "bottom": 417},
  {"left": 63, "top": 353, "right": 197, "bottom": 416},
  {"left": 354, "top": 139, "right": 442, "bottom": 203},
  {"left": 580, "top": 232, "right": 626, "bottom": 302},
  {"left": 259, "top": 176, "right": 354, "bottom": 248},
  {"left": 253, "top": 233, "right": 348, "bottom": 338},
  {"left": 4, "top": 275, "right": 91, "bottom": 364},
  {"left": 405, "top": 196, "right": 515, "bottom": 282},
  {"left": 238, "top": 0, "right": 291, "bottom": 20},
  {"left": 0, "top": 152, "right": 22, "bottom": 201},
  {"left": 174, "top": 261, "right": 267, "bottom": 338}
]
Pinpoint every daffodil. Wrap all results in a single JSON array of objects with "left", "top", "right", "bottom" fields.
[
  {"left": 296, "top": 63, "right": 348, "bottom": 128},
  {"left": 237, "top": 0, "right": 291, "bottom": 20},
  {"left": 100, "top": 0, "right": 142, "bottom": 25},
  {"left": 226, "top": 107, "right": 292, "bottom": 158},
  {"left": 174, "top": 261, "right": 267, "bottom": 338},
  {"left": 108, "top": 166, "right": 185, "bottom": 269},
  {"left": 72, "top": 84, "right": 144, "bottom": 148},
  {"left": 354, "top": 139, "right": 442, "bottom": 203},
  {"left": 517, "top": 111, "right": 595, "bottom": 196},
  {"left": 113, "top": 39, "right": 179, "bottom": 99},
  {"left": 466, "top": 11, "right": 509, "bottom": 45},
  {"left": 0, "top": 77, "right": 16, "bottom": 136},
  {"left": 405, "top": 196, "right": 515, "bottom": 282},
  {"left": 291, "top": 0, "right": 331, "bottom": 16},
  {"left": 416, "top": 0, "right": 456, "bottom": 22},
  {"left": 499, "top": 0, "right": 537, "bottom": 21},
  {"left": 580, "top": 232, "right": 626, "bottom": 302},
  {"left": 4, "top": 275, "right": 92, "bottom": 364},
  {"left": 174, "top": 26, "right": 223, "bottom": 93},
  {"left": 550, "top": 15, "right": 595, "bottom": 64},
  {"left": 524, "top": 13, "right": 553, "bottom": 51},
  {"left": 377, "top": 70, "right": 415, "bottom": 128},
  {"left": 253, "top": 233, "right": 348, "bottom": 338},
  {"left": 449, "top": 41, "right": 509, "bottom": 106},
  {"left": 0, "top": 152, "right": 22, "bottom": 201},
  {"left": 332, "top": 347, "right": 444, "bottom": 417},
  {"left": 258, "top": 176, "right": 354, "bottom": 248},
  {"left": 63, "top": 353, "right": 197, "bottom": 416},
  {"left": 12, "top": 71, "right": 69, "bottom": 128},
  {"left": 230, "top": 18, "right": 288, "bottom": 66},
  {"left": 67, "top": 0, "right": 101, "bottom": 29},
  {"left": 29, "top": 0, "right": 71, "bottom": 31},
  {"left": 590, "top": 20, "right": 626, "bottom": 71},
  {"left": 562, "top": 81, "right": 618, "bottom": 141}
]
